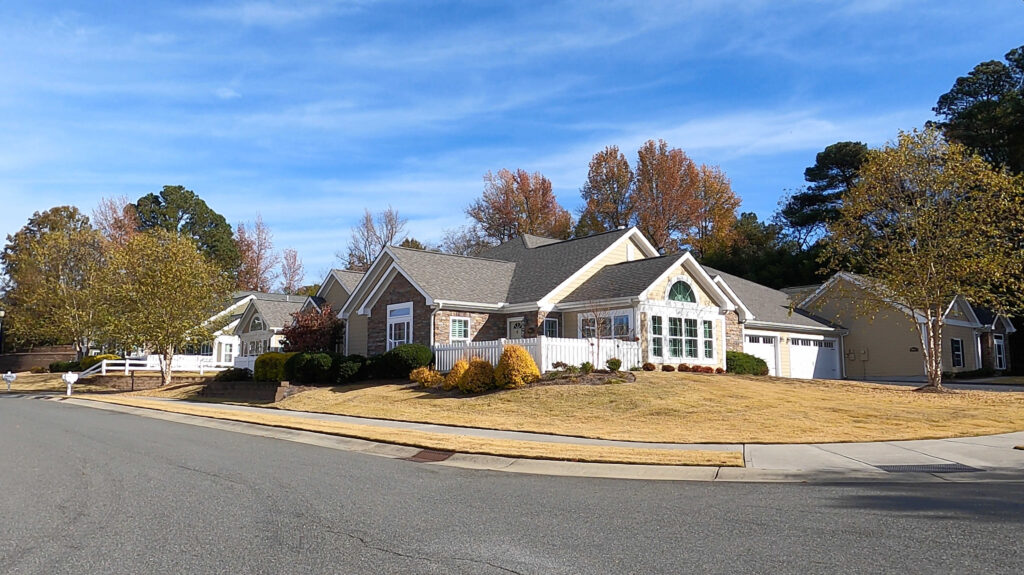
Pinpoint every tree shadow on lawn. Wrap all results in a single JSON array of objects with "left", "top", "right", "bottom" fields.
[{"left": 830, "top": 482, "right": 1024, "bottom": 523}]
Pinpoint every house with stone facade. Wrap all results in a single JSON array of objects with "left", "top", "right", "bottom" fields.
[{"left": 337, "top": 227, "right": 846, "bottom": 378}]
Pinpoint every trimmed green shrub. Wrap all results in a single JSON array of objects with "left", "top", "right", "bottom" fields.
[
  {"left": 726, "top": 351, "right": 770, "bottom": 376},
  {"left": 494, "top": 345, "right": 541, "bottom": 389},
  {"left": 376, "top": 343, "right": 433, "bottom": 379},
  {"left": 254, "top": 352, "right": 297, "bottom": 382},
  {"left": 333, "top": 359, "right": 363, "bottom": 384},
  {"left": 49, "top": 360, "right": 81, "bottom": 373},
  {"left": 80, "top": 354, "right": 120, "bottom": 370},
  {"left": 580, "top": 361, "right": 594, "bottom": 375},
  {"left": 291, "top": 352, "right": 333, "bottom": 384},
  {"left": 214, "top": 367, "right": 253, "bottom": 382},
  {"left": 605, "top": 358, "right": 622, "bottom": 372}
]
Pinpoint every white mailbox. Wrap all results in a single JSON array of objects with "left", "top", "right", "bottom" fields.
[
  {"left": 61, "top": 371, "right": 79, "bottom": 396},
  {"left": 2, "top": 371, "right": 15, "bottom": 391}
]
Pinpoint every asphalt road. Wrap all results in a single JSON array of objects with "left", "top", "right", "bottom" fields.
[{"left": 2, "top": 397, "right": 1023, "bottom": 574}]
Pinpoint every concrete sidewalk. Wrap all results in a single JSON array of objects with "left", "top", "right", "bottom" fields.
[{"left": 57, "top": 395, "right": 1024, "bottom": 483}]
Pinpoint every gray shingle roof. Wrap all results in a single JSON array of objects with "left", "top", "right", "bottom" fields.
[
  {"left": 330, "top": 269, "right": 365, "bottom": 293},
  {"left": 479, "top": 228, "right": 632, "bottom": 303},
  {"left": 705, "top": 267, "right": 835, "bottom": 329},
  {"left": 561, "top": 255, "right": 681, "bottom": 303},
  {"left": 252, "top": 298, "right": 305, "bottom": 329},
  {"left": 388, "top": 246, "right": 515, "bottom": 303}
]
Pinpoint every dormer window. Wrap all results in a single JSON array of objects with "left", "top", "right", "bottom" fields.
[
  {"left": 250, "top": 315, "right": 264, "bottom": 331},
  {"left": 668, "top": 281, "right": 696, "bottom": 303}
]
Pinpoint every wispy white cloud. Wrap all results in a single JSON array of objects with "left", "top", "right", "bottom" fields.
[{"left": 189, "top": 1, "right": 372, "bottom": 27}]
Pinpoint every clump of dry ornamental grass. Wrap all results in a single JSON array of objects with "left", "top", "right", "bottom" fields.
[
  {"left": 78, "top": 395, "right": 741, "bottom": 467},
  {"left": 272, "top": 372, "right": 1024, "bottom": 444}
]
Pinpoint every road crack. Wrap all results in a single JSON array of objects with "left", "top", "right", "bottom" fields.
[{"left": 324, "top": 528, "right": 525, "bottom": 574}]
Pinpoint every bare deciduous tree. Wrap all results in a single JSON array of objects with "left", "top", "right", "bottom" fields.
[
  {"left": 340, "top": 206, "right": 407, "bottom": 271},
  {"left": 93, "top": 196, "right": 140, "bottom": 246},
  {"left": 235, "top": 214, "right": 280, "bottom": 292},
  {"left": 279, "top": 248, "right": 305, "bottom": 294}
]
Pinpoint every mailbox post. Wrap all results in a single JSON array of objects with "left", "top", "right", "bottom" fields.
[
  {"left": 2, "top": 371, "right": 14, "bottom": 392},
  {"left": 61, "top": 371, "right": 79, "bottom": 396}
]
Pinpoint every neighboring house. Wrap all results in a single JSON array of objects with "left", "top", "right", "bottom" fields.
[
  {"left": 301, "top": 269, "right": 366, "bottom": 354},
  {"left": 234, "top": 294, "right": 306, "bottom": 359},
  {"left": 800, "top": 272, "right": 1015, "bottom": 381},
  {"left": 337, "top": 227, "right": 845, "bottom": 378}
]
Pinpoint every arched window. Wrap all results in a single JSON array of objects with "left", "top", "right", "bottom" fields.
[
  {"left": 250, "top": 315, "right": 264, "bottom": 331},
  {"left": 668, "top": 281, "right": 696, "bottom": 303}
]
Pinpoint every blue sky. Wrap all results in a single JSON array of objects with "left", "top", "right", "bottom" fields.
[{"left": 1, "top": 1, "right": 1022, "bottom": 280}]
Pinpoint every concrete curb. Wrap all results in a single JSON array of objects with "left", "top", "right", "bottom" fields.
[{"left": 53, "top": 397, "right": 1024, "bottom": 484}]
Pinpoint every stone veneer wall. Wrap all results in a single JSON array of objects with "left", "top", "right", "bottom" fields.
[
  {"left": 433, "top": 310, "right": 506, "bottom": 345},
  {"left": 724, "top": 311, "right": 743, "bottom": 352},
  {"left": 367, "top": 273, "right": 430, "bottom": 356}
]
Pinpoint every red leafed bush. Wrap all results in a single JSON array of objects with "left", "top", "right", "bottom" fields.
[
  {"left": 715, "top": 367, "right": 725, "bottom": 374},
  {"left": 677, "top": 364, "right": 691, "bottom": 372},
  {"left": 642, "top": 362, "right": 656, "bottom": 371},
  {"left": 661, "top": 364, "right": 676, "bottom": 372}
]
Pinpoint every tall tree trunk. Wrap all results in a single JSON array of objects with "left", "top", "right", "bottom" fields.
[
  {"left": 161, "top": 347, "right": 174, "bottom": 387},
  {"left": 918, "top": 314, "right": 944, "bottom": 389}
]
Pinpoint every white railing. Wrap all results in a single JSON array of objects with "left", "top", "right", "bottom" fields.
[
  {"left": 79, "top": 355, "right": 231, "bottom": 378},
  {"left": 433, "top": 336, "right": 642, "bottom": 373}
]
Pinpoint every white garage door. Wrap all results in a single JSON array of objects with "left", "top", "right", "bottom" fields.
[
  {"left": 789, "top": 338, "right": 839, "bottom": 379},
  {"left": 744, "top": 335, "right": 777, "bottom": 376}
]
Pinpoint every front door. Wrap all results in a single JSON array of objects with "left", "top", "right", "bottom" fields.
[
  {"left": 995, "top": 334, "right": 1006, "bottom": 370},
  {"left": 507, "top": 318, "right": 524, "bottom": 340}
]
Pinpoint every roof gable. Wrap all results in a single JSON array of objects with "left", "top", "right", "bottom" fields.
[{"left": 707, "top": 267, "right": 835, "bottom": 329}]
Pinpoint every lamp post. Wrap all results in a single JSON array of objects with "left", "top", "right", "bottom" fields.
[{"left": 0, "top": 309, "right": 6, "bottom": 355}]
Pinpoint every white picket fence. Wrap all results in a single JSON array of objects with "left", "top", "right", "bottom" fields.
[
  {"left": 79, "top": 355, "right": 232, "bottom": 378},
  {"left": 433, "top": 336, "right": 642, "bottom": 373}
]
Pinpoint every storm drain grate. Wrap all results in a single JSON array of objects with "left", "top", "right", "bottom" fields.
[
  {"left": 876, "top": 463, "right": 981, "bottom": 474},
  {"left": 404, "top": 449, "right": 454, "bottom": 463}
]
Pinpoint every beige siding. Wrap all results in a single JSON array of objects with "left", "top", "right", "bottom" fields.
[
  {"left": 645, "top": 263, "right": 715, "bottom": 307},
  {"left": 944, "top": 324, "right": 979, "bottom": 372},
  {"left": 548, "top": 236, "right": 647, "bottom": 302},
  {"left": 562, "top": 311, "right": 580, "bottom": 338},
  {"left": 321, "top": 280, "right": 352, "bottom": 312},
  {"left": 347, "top": 314, "right": 368, "bottom": 356},
  {"left": 811, "top": 280, "right": 923, "bottom": 380}
]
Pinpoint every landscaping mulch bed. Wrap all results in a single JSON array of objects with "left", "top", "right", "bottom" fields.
[{"left": 531, "top": 369, "right": 637, "bottom": 387}]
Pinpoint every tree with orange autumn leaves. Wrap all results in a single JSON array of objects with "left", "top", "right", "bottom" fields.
[
  {"left": 451, "top": 140, "right": 741, "bottom": 255},
  {"left": 467, "top": 169, "right": 573, "bottom": 242}
]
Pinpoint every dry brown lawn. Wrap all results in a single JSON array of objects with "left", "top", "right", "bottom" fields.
[
  {"left": 79, "top": 395, "right": 741, "bottom": 467},
  {"left": 0, "top": 372, "right": 116, "bottom": 394},
  {"left": 271, "top": 372, "right": 1024, "bottom": 444}
]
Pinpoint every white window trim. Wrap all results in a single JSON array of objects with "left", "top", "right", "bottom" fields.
[
  {"left": 664, "top": 276, "right": 699, "bottom": 306},
  {"left": 950, "top": 337, "right": 964, "bottom": 368},
  {"left": 578, "top": 308, "right": 633, "bottom": 339},
  {"left": 450, "top": 316, "right": 471, "bottom": 343},
  {"left": 506, "top": 316, "right": 525, "bottom": 339},
  {"left": 994, "top": 334, "right": 1007, "bottom": 370},
  {"left": 386, "top": 301, "right": 414, "bottom": 351},
  {"left": 650, "top": 315, "right": 665, "bottom": 359},
  {"left": 543, "top": 317, "right": 559, "bottom": 338}
]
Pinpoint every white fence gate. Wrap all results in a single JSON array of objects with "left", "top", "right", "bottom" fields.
[{"left": 433, "top": 336, "right": 641, "bottom": 373}]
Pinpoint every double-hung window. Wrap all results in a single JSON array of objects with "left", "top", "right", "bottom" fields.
[
  {"left": 703, "top": 320, "right": 714, "bottom": 359},
  {"left": 543, "top": 318, "right": 559, "bottom": 338},
  {"left": 450, "top": 317, "right": 470, "bottom": 344},
  {"left": 684, "top": 319, "right": 699, "bottom": 358},
  {"left": 668, "top": 317, "right": 683, "bottom": 358},
  {"left": 387, "top": 302, "right": 413, "bottom": 351},
  {"left": 651, "top": 316, "right": 663, "bottom": 358},
  {"left": 950, "top": 338, "right": 964, "bottom": 368}
]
